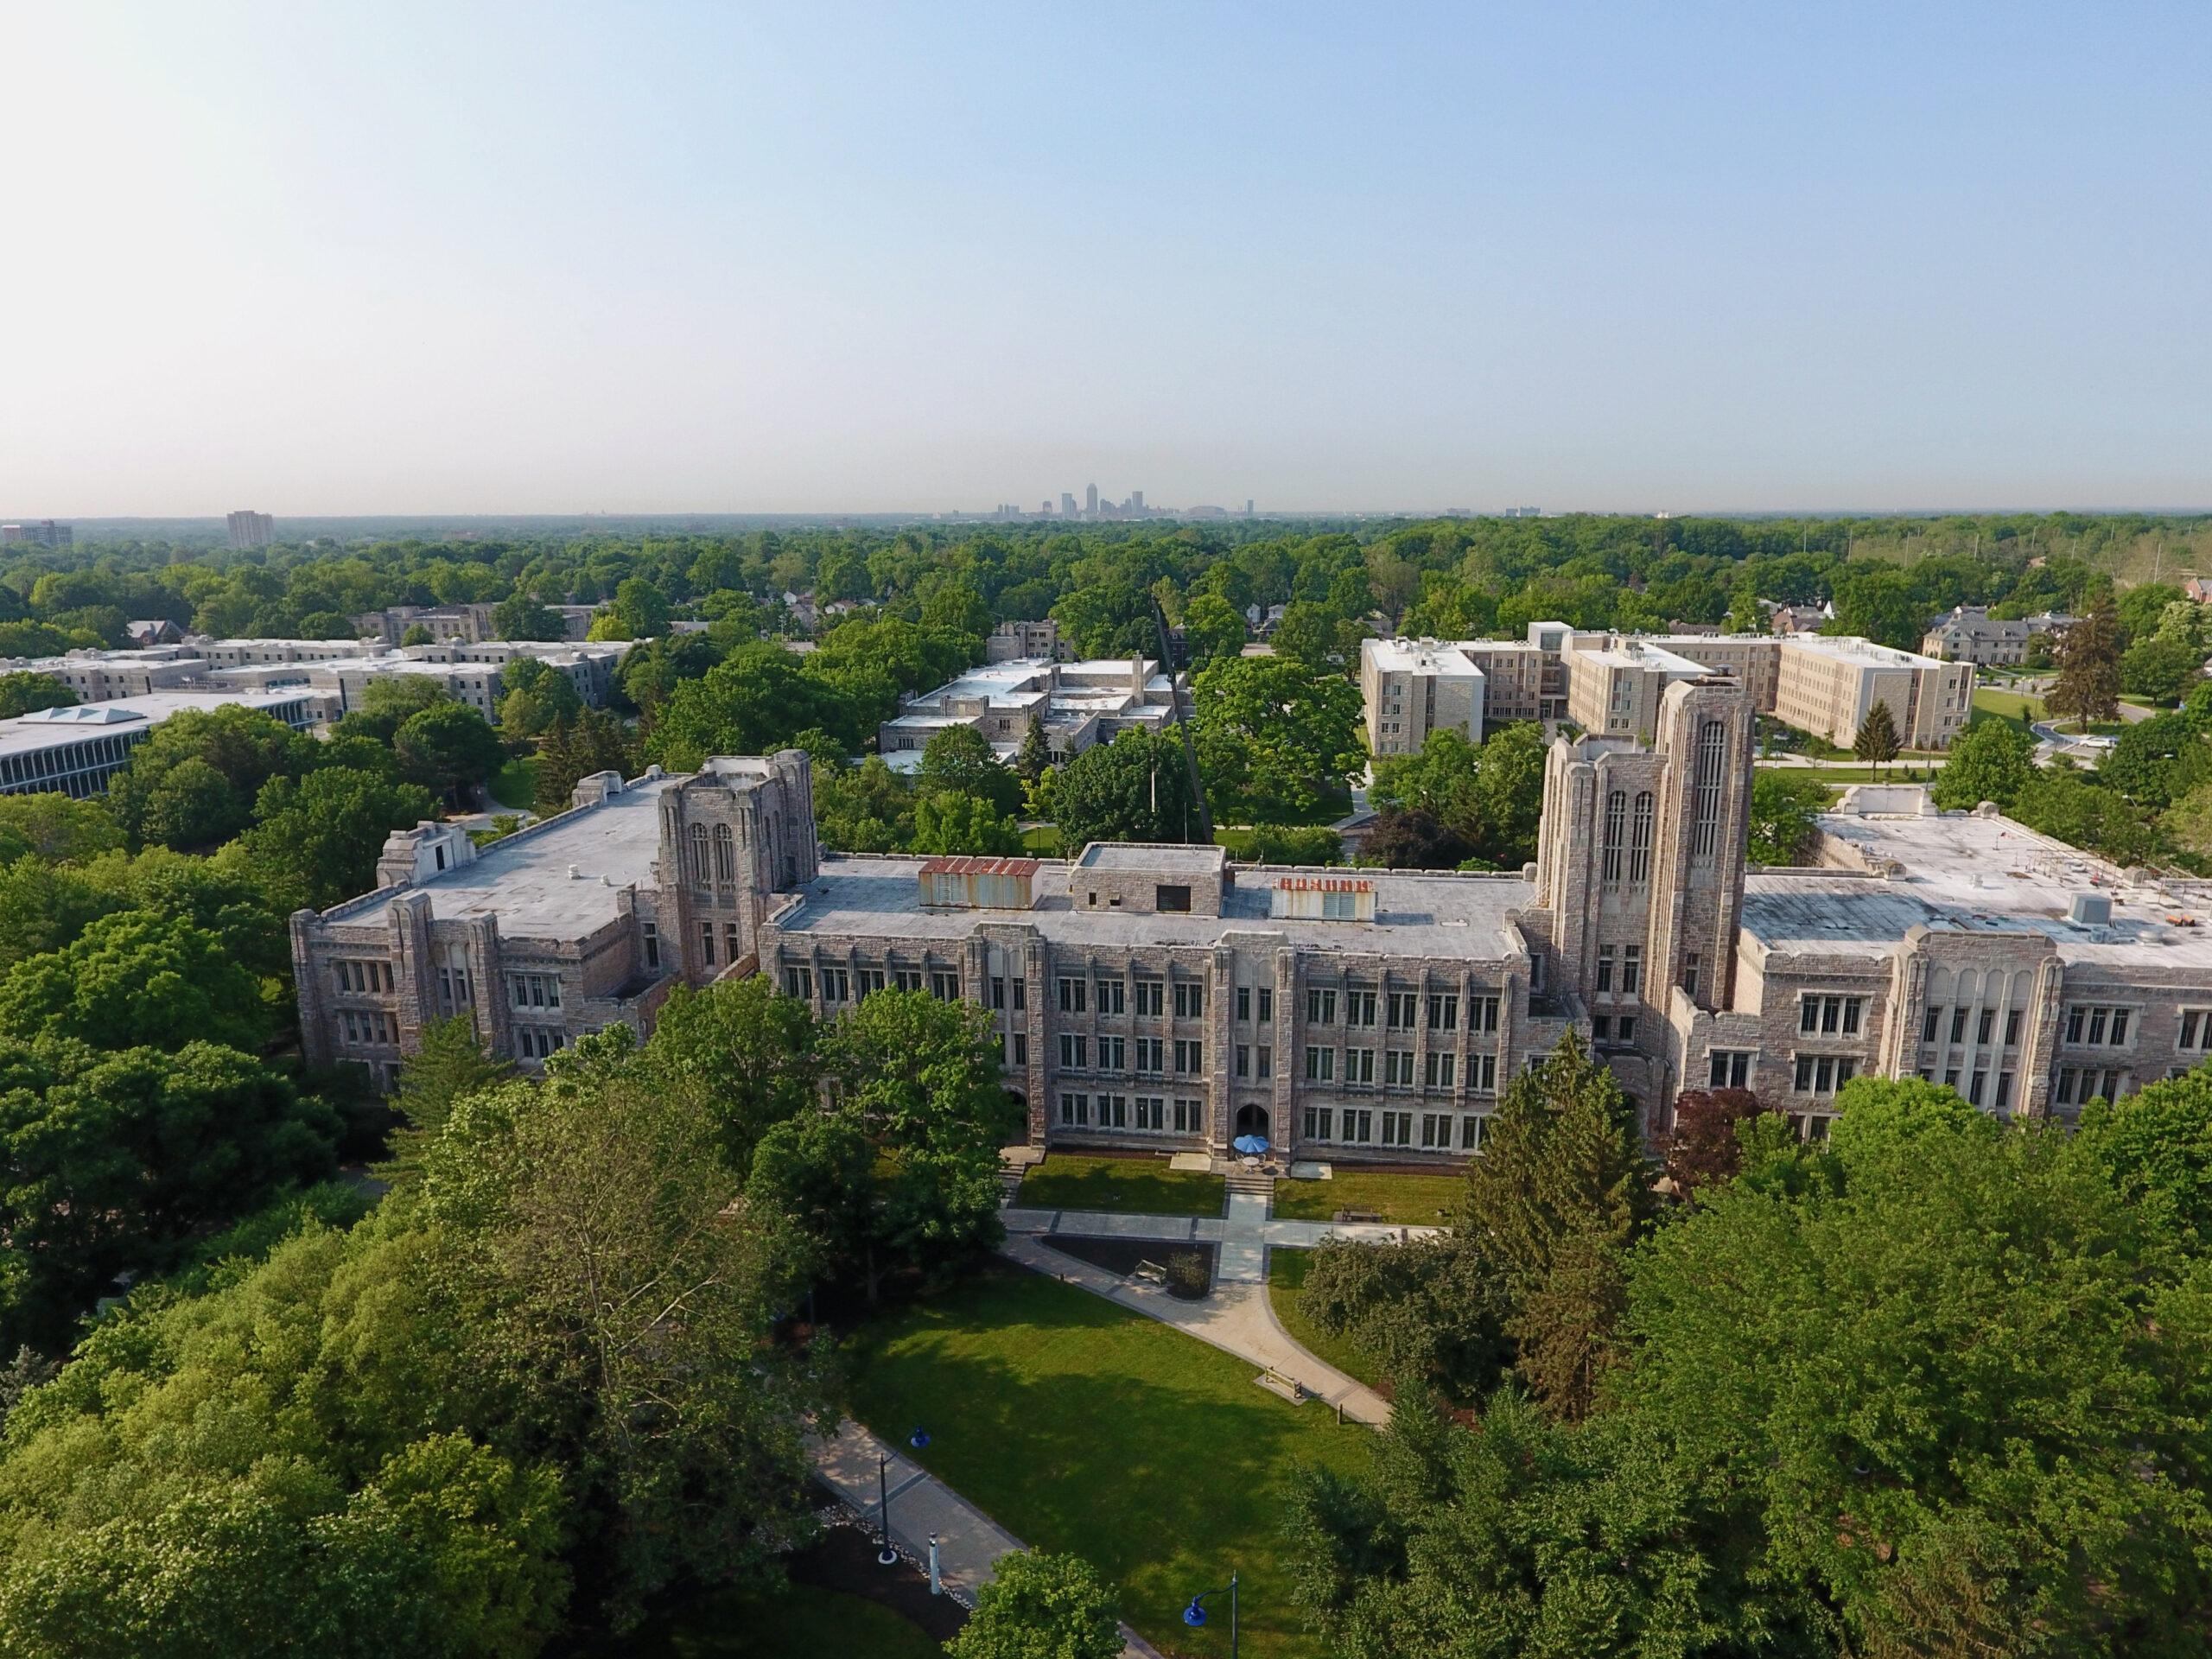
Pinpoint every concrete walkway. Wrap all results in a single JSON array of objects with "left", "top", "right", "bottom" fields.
[
  {"left": 808, "top": 1418, "right": 1166, "bottom": 1656},
  {"left": 1000, "top": 1185, "right": 1424, "bottom": 1426}
]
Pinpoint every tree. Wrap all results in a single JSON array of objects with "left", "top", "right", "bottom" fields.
[
  {"left": 1361, "top": 807, "right": 1470, "bottom": 869},
  {"left": 1052, "top": 729, "right": 1200, "bottom": 848},
  {"left": 2102, "top": 709, "right": 2212, "bottom": 808},
  {"left": 647, "top": 643, "right": 867, "bottom": 768},
  {"left": 919, "top": 723, "right": 1025, "bottom": 817},
  {"left": 394, "top": 703, "right": 506, "bottom": 809},
  {"left": 107, "top": 703, "right": 315, "bottom": 852},
  {"left": 911, "top": 790, "right": 1024, "bottom": 855},
  {"left": 1298, "top": 1236, "right": 1506, "bottom": 1398},
  {"left": 612, "top": 577, "right": 671, "bottom": 639},
  {"left": 2008, "top": 761, "right": 2158, "bottom": 865},
  {"left": 1657, "top": 1087, "right": 1765, "bottom": 1200},
  {"left": 1931, "top": 717, "right": 2036, "bottom": 810},
  {"left": 1189, "top": 653, "right": 1365, "bottom": 824},
  {"left": 489, "top": 592, "right": 566, "bottom": 641},
  {"left": 0, "top": 791, "right": 124, "bottom": 865},
  {"left": 1180, "top": 592, "right": 1248, "bottom": 666},
  {"left": 331, "top": 675, "right": 452, "bottom": 746},
  {"left": 920, "top": 580, "right": 992, "bottom": 639},
  {"left": 1745, "top": 771, "right": 1834, "bottom": 865},
  {"left": 533, "top": 709, "right": 640, "bottom": 815},
  {"left": 1014, "top": 712, "right": 1050, "bottom": 785},
  {"left": 0, "top": 912, "right": 276, "bottom": 1052},
  {"left": 0, "top": 672, "right": 74, "bottom": 720},
  {"left": 0, "top": 1037, "right": 340, "bottom": 1351},
  {"left": 420, "top": 1031, "right": 823, "bottom": 1624},
  {"left": 1370, "top": 722, "right": 1548, "bottom": 870},
  {"left": 2046, "top": 600, "right": 2122, "bottom": 730},
  {"left": 611, "top": 632, "right": 726, "bottom": 718},
  {"left": 1852, "top": 697, "right": 1900, "bottom": 773},
  {"left": 400, "top": 622, "right": 435, "bottom": 645},
  {"left": 647, "top": 976, "right": 821, "bottom": 1176},
  {"left": 393, "top": 1013, "right": 512, "bottom": 1141},
  {"left": 495, "top": 655, "right": 583, "bottom": 744},
  {"left": 236, "top": 766, "right": 440, "bottom": 910},
  {"left": 1460, "top": 1034, "right": 1652, "bottom": 1420},
  {"left": 2122, "top": 634, "right": 2203, "bottom": 705},
  {"left": 944, "top": 1550, "right": 1123, "bottom": 1659}
]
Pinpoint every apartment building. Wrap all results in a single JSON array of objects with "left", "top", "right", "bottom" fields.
[
  {"left": 1771, "top": 633, "right": 1973, "bottom": 749},
  {"left": 1920, "top": 606, "right": 2076, "bottom": 666}
]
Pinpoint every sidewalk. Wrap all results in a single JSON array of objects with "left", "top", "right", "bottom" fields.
[{"left": 807, "top": 1418, "right": 1166, "bottom": 1656}]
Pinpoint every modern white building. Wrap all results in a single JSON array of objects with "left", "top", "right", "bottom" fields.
[
  {"left": 0, "top": 690, "right": 323, "bottom": 799},
  {"left": 878, "top": 656, "right": 1185, "bottom": 770}
]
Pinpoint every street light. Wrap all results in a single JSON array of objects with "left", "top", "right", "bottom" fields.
[
  {"left": 1182, "top": 1571, "right": 1238, "bottom": 1657},
  {"left": 878, "top": 1427, "right": 931, "bottom": 1568}
]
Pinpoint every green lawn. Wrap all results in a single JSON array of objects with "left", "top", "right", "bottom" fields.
[
  {"left": 846, "top": 1268, "right": 1374, "bottom": 1658},
  {"left": 1974, "top": 686, "right": 2044, "bottom": 732},
  {"left": 1018, "top": 1154, "right": 1225, "bottom": 1217},
  {"left": 1267, "top": 1247, "right": 1383, "bottom": 1390},
  {"left": 602, "top": 1580, "right": 939, "bottom": 1657},
  {"left": 1753, "top": 764, "right": 1942, "bottom": 785},
  {"left": 1021, "top": 823, "right": 1064, "bottom": 855},
  {"left": 488, "top": 756, "right": 539, "bottom": 811},
  {"left": 1271, "top": 1170, "right": 1465, "bottom": 1225}
]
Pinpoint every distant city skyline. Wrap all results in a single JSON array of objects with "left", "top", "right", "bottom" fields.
[{"left": 3, "top": 6, "right": 2209, "bottom": 516}]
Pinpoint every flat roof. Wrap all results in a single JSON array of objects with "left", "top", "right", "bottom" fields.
[
  {"left": 1779, "top": 633, "right": 1948, "bottom": 671},
  {"left": 0, "top": 690, "right": 319, "bottom": 756},
  {"left": 778, "top": 855, "right": 1535, "bottom": 962},
  {"left": 1742, "top": 804, "right": 2212, "bottom": 969},
  {"left": 327, "top": 776, "right": 675, "bottom": 938},
  {"left": 1364, "top": 639, "right": 1484, "bottom": 676},
  {"left": 1076, "top": 842, "right": 1225, "bottom": 872}
]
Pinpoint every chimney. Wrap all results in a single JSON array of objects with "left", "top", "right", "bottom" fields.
[{"left": 1131, "top": 655, "right": 1145, "bottom": 697}]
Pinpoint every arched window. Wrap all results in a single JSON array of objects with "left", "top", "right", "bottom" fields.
[
  {"left": 713, "top": 823, "right": 736, "bottom": 883},
  {"left": 1601, "top": 791, "right": 1626, "bottom": 882},
  {"left": 1692, "top": 721, "right": 1726, "bottom": 856},
  {"left": 688, "top": 823, "right": 711, "bottom": 886},
  {"left": 1628, "top": 791, "right": 1655, "bottom": 882}
]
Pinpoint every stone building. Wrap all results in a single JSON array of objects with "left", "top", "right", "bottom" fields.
[{"left": 292, "top": 680, "right": 2212, "bottom": 1160}]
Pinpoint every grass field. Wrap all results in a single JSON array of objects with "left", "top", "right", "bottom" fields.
[
  {"left": 1754, "top": 764, "right": 1943, "bottom": 785},
  {"left": 1267, "top": 1247, "right": 1384, "bottom": 1390},
  {"left": 606, "top": 1580, "right": 939, "bottom": 1657},
  {"left": 488, "top": 756, "right": 539, "bottom": 811},
  {"left": 1018, "top": 1154, "right": 1225, "bottom": 1217},
  {"left": 845, "top": 1266, "right": 1374, "bottom": 1658},
  {"left": 1974, "top": 687, "right": 2045, "bottom": 732},
  {"left": 1272, "top": 1170, "right": 1465, "bottom": 1224}
]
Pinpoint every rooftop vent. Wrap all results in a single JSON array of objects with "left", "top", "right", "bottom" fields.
[{"left": 2069, "top": 893, "right": 2113, "bottom": 926}]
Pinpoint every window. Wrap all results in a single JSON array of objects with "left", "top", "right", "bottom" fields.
[
  {"left": 1303, "top": 1106, "right": 1334, "bottom": 1141},
  {"left": 1621, "top": 945, "right": 1643, "bottom": 996},
  {"left": 641, "top": 923, "right": 659, "bottom": 971},
  {"left": 1424, "top": 1052, "right": 1456, "bottom": 1088},
  {"left": 713, "top": 822, "right": 736, "bottom": 883},
  {"left": 1387, "top": 991, "right": 1419, "bottom": 1029},
  {"left": 1681, "top": 954, "right": 1700, "bottom": 998},
  {"left": 1385, "top": 1050, "right": 1414, "bottom": 1086},
  {"left": 2182, "top": 1010, "right": 2212, "bottom": 1050},
  {"left": 1461, "top": 1115, "right": 1484, "bottom": 1150},
  {"left": 1135, "top": 1096, "right": 1165, "bottom": 1130},
  {"left": 1421, "top": 1113, "right": 1450, "bottom": 1148},
  {"left": 1012, "top": 1033, "right": 1028, "bottom": 1065},
  {"left": 1174, "top": 982, "right": 1205, "bottom": 1019},
  {"left": 1059, "top": 1034, "right": 1088, "bottom": 1069},
  {"left": 1628, "top": 791, "right": 1655, "bottom": 881},
  {"left": 1096, "top": 978, "right": 1125, "bottom": 1014},
  {"left": 1842, "top": 997, "right": 1862, "bottom": 1035},
  {"left": 1305, "top": 1046, "right": 1335, "bottom": 1082},
  {"left": 931, "top": 970, "right": 959, "bottom": 1001},
  {"left": 511, "top": 973, "right": 562, "bottom": 1009},
  {"left": 1617, "top": 1017, "right": 1637, "bottom": 1045},
  {"left": 895, "top": 969, "right": 925, "bottom": 993},
  {"left": 688, "top": 823, "right": 710, "bottom": 885},
  {"left": 1602, "top": 790, "right": 1626, "bottom": 881},
  {"left": 858, "top": 969, "right": 887, "bottom": 997},
  {"left": 1256, "top": 1046, "right": 1273, "bottom": 1078},
  {"left": 1969, "top": 1071, "right": 1986, "bottom": 1106},
  {"left": 1592, "top": 1014, "right": 1611, "bottom": 1040},
  {"left": 1012, "top": 978, "right": 1026, "bottom": 1012},
  {"left": 1346, "top": 989, "right": 1376, "bottom": 1027},
  {"left": 698, "top": 923, "right": 716, "bottom": 967},
  {"left": 1923, "top": 1005, "right": 1941, "bottom": 1044},
  {"left": 1174, "top": 1098, "right": 1204, "bottom": 1132},
  {"left": 1099, "top": 1035, "right": 1125, "bottom": 1071},
  {"left": 1709, "top": 1051, "right": 1752, "bottom": 1089},
  {"left": 1794, "top": 1055, "right": 1814, "bottom": 1091},
  {"left": 1380, "top": 1111, "right": 1414, "bottom": 1147},
  {"left": 725, "top": 921, "right": 741, "bottom": 964},
  {"left": 516, "top": 1027, "right": 564, "bottom": 1060},
  {"left": 784, "top": 967, "right": 814, "bottom": 999},
  {"left": 1596, "top": 946, "right": 1614, "bottom": 993},
  {"left": 1174, "top": 1039, "right": 1204, "bottom": 1073},
  {"left": 2065, "top": 1005, "right": 2133, "bottom": 1046},
  {"left": 1257, "top": 988, "right": 1273, "bottom": 1024},
  {"left": 1692, "top": 720, "right": 1726, "bottom": 855},
  {"left": 1058, "top": 977, "right": 1087, "bottom": 1014},
  {"left": 1344, "top": 1047, "right": 1376, "bottom": 1084},
  {"left": 1801, "top": 996, "right": 1821, "bottom": 1034},
  {"left": 1233, "top": 1044, "right": 1249, "bottom": 1077},
  {"left": 1156, "top": 884, "right": 1191, "bottom": 912},
  {"left": 2005, "top": 1008, "right": 2023, "bottom": 1047},
  {"left": 1059, "top": 1092, "right": 1089, "bottom": 1126},
  {"left": 1995, "top": 1071, "right": 2014, "bottom": 1109},
  {"left": 1473, "top": 995, "right": 1499, "bottom": 1032},
  {"left": 990, "top": 976, "right": 1006, "bottom": 1010},
  {"left": 1097, "top": 1094, "right": 1128, "bottom": 1128},
  {"left": 1236, "top": 986, "right": 1250, "bottom": 1021},
  {"left": 1307, "top": 988, "right": 1336, "bottom": 1025},
  {"left": 1344, "top": 1109, "right": 1373, "bottom": 1143},
  {"left": 1136, "top": 1036, "right": 1164, "bottom": 1071},
  {"left": 1474, "top": 1053, "right": 1497, "bottom": 1090},
  {"left": 1976, "top": 1007, "right": 1996, "bottom": 1046},
  {"left": 1428, "top": 995, "right": 1458, "bottom": 1031},
  {"left": 2056, "top": 1068, "right": 2076, "bottom": 1104},
  {"left": 1134, "top": 980, "right": 1162, "bottom": 1016}
]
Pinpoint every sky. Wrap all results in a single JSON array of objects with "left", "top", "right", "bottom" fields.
[{"left": 3, "top": 3, "right": 2209, "bottom": 518}]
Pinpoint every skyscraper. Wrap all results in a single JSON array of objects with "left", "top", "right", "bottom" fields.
[
  {"left": 1085, "top": 483, "right": 1097, "bottom": 518},
  {"left": 1062, "top": 493, "right": 1077, "bottom": 517},
  {"left": 227, "top": 510, "right": 275, "bottom": 549}
]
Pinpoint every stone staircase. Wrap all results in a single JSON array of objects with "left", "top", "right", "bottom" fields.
[{"left": 1224, "top": 1167, "right": 1275, "bottom": 1206}]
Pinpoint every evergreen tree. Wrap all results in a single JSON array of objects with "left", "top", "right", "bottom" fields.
[
  {"left": 2047, "top": 599, "right": 2122, "bottom": 730},
  {"left": 1852, "top": 696, "right": 1901, "bottom": 776},
  {"left": 1014, "top": 711, "right": 1050, "bottom": 785},
  {"left": 533, "top": 709, "right": 639, "bottom": 814}
]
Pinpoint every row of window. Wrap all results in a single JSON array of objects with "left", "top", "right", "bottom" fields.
[
  {"left": 1792, "top": 1055, "right": 1858, "bottom": 1095},
  {"left": 1915, "top": 1065, "right": 2016, "bottom": 1109},
  {"left": 784, "top": 966, "right": 942, "bottom": 1001},
  {"left": 1305, "top": 990, "right": 1491, "bottom": 1032},
  {"left": 1058, "top": 1034, "right": 1206, "bottom": 1073},
  {"left": 515, "top": 1027, "right": 566, "bottom": 1060},
  {"left": 1592, "top": 1015, "right": 1637, "bottom": 1045},
  {"left": 334, "top": 958, "right": 392, "bottom": 995},
  {"left": 2055, "top": 1067, "right": 2126, "bottom": 1105},
  {"left": 1057, "top": 1094, "right": 1205, "bottom": 1132},
  {"left": 1923, "top": 1003, "right": 2024, "bottom": 1048},
  {"left": 1058, "top": 977, "right": 1203, "bottom": 1016},
  {"left": 1304, "top": 1048, "right": 1495, "bottom": 1090},
  {"left": 1803, "top": 995, "right": 1866, "bottom": 1036},
  {"left": 340, "top": 1008, "right": 394, "bottom": 1046},
  {"left": 2064, "top": 1006, "right": 2132, "bottom": 1047},
  {"left": 1301, "top": 1106, "right": 1478, "bottom": 1149},
  {"left": 511, "top": 973, "right": 563, "bottom": 1010},
  {"left": 1599, "top": 791, "right": 1656, "bottom": 884}
]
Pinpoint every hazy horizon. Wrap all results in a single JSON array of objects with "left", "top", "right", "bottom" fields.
[{"left": 6, "top": 4, "right": 2209, "bottom": 518}]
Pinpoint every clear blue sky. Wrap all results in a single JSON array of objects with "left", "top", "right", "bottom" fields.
[{"left": 4, "top": 3, "right": 2208, "bottom": 516}]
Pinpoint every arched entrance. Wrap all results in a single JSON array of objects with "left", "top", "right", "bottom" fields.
[{"left": 1234, "top": 1103, "right": 1270, "bottom": 1140}]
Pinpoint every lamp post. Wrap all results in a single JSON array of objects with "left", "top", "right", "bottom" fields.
[
  {"left": 878, "top": 1427, "right": 932, "bottom": 1569},
  {"left": 1182, "top": 1571, "right": 1238, "bottom": 1657}
]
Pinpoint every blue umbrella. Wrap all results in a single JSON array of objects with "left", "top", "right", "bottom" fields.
[{"left": 1232, "top": 1134, "right": 1270, "bottom": 1155}]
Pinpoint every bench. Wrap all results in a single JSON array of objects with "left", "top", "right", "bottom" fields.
[
  {"left": 1332, "top": 1208, "right": 1382, "bottom": 1224},
  {"left": 1255, "top": 1368, "right": 1307, "bottom": 1404},
  {"left": 1133, "top": 1259, "right": 1168, "bottom": 1287}
]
